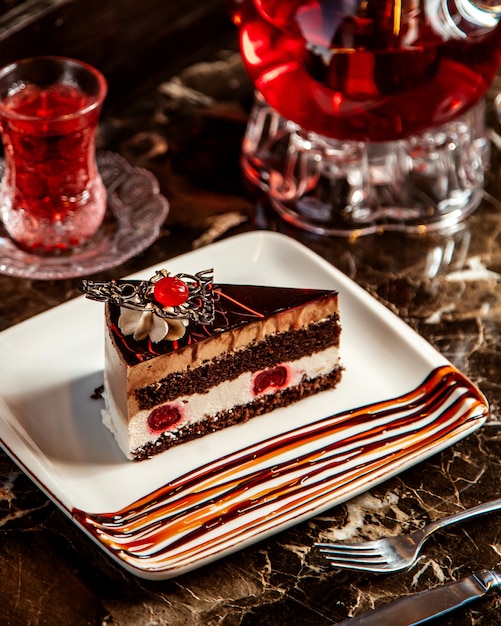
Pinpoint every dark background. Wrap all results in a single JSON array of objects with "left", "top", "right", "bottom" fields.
[{"left": 0, "top": 0, "right": 234, "bottom": 105}]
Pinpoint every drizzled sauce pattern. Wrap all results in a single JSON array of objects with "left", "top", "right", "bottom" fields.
[{"left": 73, "top": 365, "right": 488, "bottom": 576}]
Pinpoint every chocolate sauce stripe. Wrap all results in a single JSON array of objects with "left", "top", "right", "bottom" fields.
[
  {"left": 85, "top": 388, "right": 480, "bottom": 556},
  {"left": 162, "top": 412, "right": 481, "bottom": 570},
  {"left": 189, "top": 426, "right": 483, "bottom": 572},
  {"left": 88, "top": 368, "right": 471, "bottom": 532},
  {"left": 73, "top": 367, "right": 487, "bottom": 573}
]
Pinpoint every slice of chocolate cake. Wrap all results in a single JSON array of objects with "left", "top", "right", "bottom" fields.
[{"left": 81, "top": 269, "right": 343, "bottom": 461}]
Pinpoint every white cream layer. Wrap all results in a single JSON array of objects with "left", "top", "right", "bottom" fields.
[{"left": 103, "top": 346, "right": 340, "bottom": 459}]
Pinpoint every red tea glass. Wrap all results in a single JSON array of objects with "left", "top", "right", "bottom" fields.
[
  {"left": 0, "top": 56, "right": 107, "bottom": 253},
  {"left": 234, "top": 0, "right": 501, "bottom": 235}
]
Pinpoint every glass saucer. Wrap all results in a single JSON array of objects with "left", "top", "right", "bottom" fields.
[{"left": 0, "top": 151, "right": 169, "bottom": 280}]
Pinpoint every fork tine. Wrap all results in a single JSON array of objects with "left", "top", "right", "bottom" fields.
[
  {"left": 315, "top": 542, "right": 370, "bottom": 548},
  {"left": 317, "top": 547, "right": 413, "bottom": 571},
  {"left": 322, "top": 553, "right": 389, "bottom": 565},
  {"left": 316, "top": 543, "right": 385, "bottom": 556},
  {"left": 315, "top": 540, "right": 396, "bottom": 570},
  {"left": 315, "top": 540, "right": 371, "bottom": 545},
  {"left": 319, "top": 552, "right": 398, "bottom": 570},
  {"left": 319, "top": 549, "right": 388, "bottom": 561},
  {"left": 322, "top": 560, "right": 395, "bottom": 572}
]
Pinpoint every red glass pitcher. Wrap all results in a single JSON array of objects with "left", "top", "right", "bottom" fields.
[{"left": 232, "top": 0, "right": 501, "bottom": 234}]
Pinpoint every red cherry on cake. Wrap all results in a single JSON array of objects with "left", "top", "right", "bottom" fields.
[{"left": 153, "top": 276, "right": 189, "bottom": 307}]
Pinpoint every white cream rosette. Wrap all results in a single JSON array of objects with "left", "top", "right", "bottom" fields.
[{"left": 118, "top": 306, "right": 187, "bottom": 343}]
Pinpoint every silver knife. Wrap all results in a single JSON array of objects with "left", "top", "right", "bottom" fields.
[{"left": 335, "top": 568, "right": 501, "bottom": 625}]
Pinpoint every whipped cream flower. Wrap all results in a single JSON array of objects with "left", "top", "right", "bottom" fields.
[{"left": 118, "top": 306, "right": 187, "bottom": 343}]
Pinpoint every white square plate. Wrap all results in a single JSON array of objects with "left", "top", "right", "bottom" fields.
[{"left": 0, "top": 231, "right": 488, "bottom": 579}]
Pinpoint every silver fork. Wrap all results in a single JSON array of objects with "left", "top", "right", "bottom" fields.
[{"left": 316, "top": 497, "right": 501, "bottom": 573}]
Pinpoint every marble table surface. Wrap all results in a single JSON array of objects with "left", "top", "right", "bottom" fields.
[{"left": 2, "top": 42, "right": 501, "bottom": 626}]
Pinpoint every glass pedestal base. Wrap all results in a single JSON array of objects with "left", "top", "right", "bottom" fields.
[{"left": 241, "top": 94, "right": 489, "bottom": 236}]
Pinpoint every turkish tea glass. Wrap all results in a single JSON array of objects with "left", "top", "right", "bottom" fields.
[
  {"left": 234, "top": 0, "right": 501, "bottom": 235},
  {"left": 0, "top": 56, "right": 107, "bottom": 254}
]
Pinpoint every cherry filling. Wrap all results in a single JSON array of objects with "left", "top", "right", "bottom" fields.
[
  {"left": 253, "top": 365, "right": 289, "bottom": 396},
  {"left": 148, "top": 404, "right": 184, "bottom": 433}
]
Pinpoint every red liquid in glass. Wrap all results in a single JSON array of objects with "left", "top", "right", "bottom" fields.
[
  {"left": 238, "top": 0, "right": 501, "bottom": 141},
  {"left": 0, "top": 82, "right": 104, "bottom": 252}
]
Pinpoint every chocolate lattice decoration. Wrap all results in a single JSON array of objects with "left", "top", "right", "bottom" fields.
[{"left": 80, "top": 269, "right": 215, "bottom": 325}]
